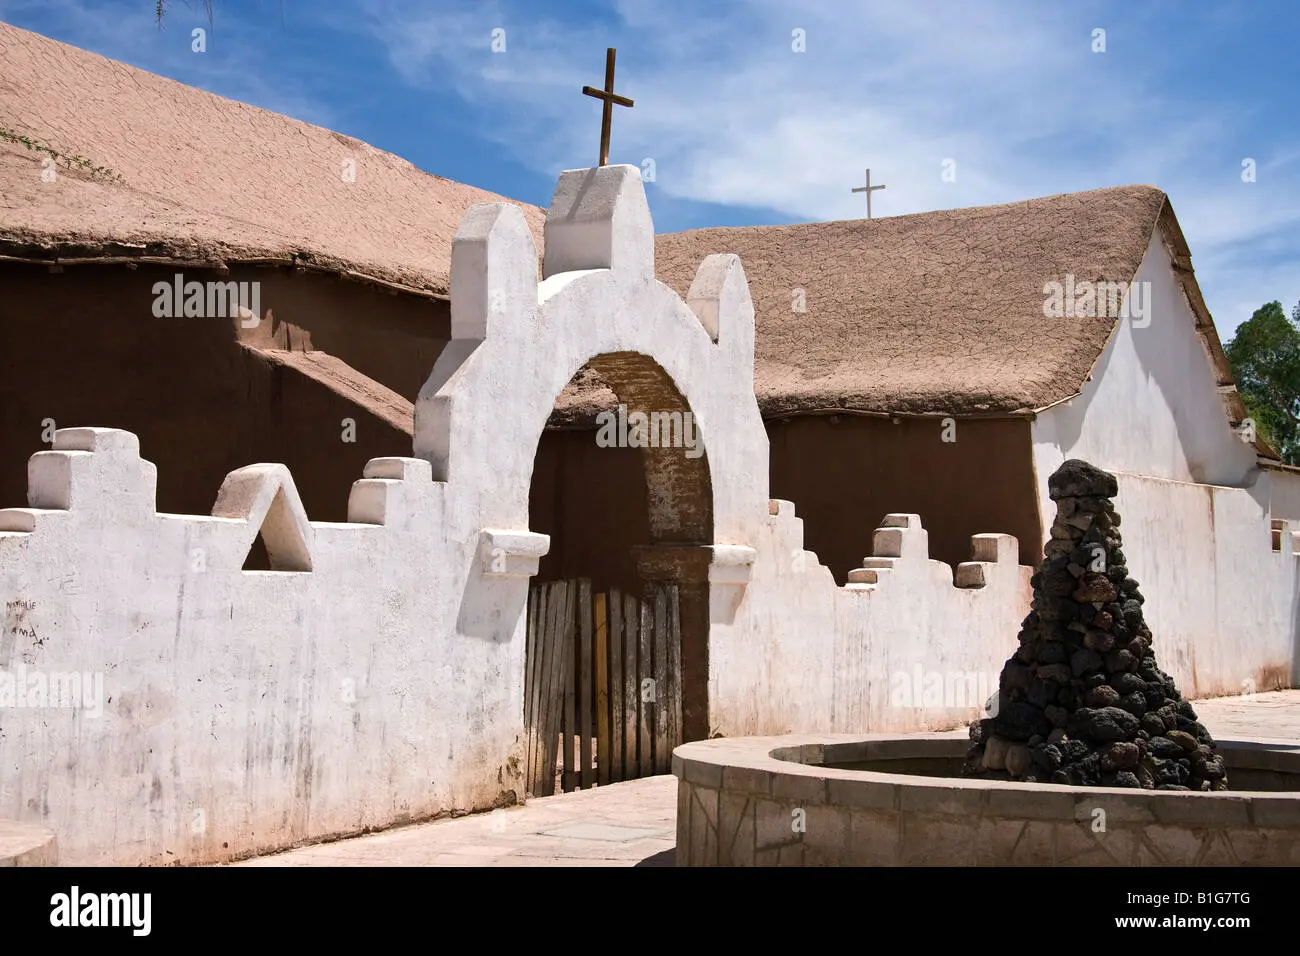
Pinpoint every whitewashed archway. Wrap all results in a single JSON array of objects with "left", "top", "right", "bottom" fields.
[{"left": 414, "top": 165, "right": 768, "bottom": 738}]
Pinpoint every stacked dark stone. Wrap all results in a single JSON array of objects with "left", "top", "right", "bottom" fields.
[{"left": 964, "top": 459, "right": 1229, "bottom": 791}]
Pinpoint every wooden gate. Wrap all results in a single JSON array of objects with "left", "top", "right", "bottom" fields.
[{"left": 523, "top": 579, "right": 681, "bottom": 796}]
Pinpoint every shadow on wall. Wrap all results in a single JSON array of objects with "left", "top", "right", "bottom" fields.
[
  {"left": 0, "top": 264, "right": 429, "bottom": 524},
  {"left": 531, "top": 429, "right": 648, "bottom": 595}
]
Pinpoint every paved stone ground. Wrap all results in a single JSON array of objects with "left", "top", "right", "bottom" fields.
[
  {"left": 228, "top": 775, "right": 678, "bottom": 867},
  {"left": 1184, "top": 689, "right": 1300, "bottom": 743},
  {"left": 226, "top": 690, "right": 1300, "bottom": 867}
]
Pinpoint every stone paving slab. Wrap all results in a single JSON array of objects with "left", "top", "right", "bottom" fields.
[
  {"left": 539, "top": 821, "right": 670, "bottom": 842},
  {"left": 226, "top": 690, "right": 1300, "bottom": 867},
  {"left": 227, "top": 774, "right": 677, "bottom": 867},
  {"left": 0, "top": 819, "right": 58, "bottom": 866}
]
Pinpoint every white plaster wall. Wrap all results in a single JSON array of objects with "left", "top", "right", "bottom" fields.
[
  {"left": 1105, "top": 472, "right": 1298, "bottom": 699},
  {"left": 0, "top": 435, "right": 531, "bottom": 866},
  {"left": 1032, "top": 228, "right": 1257, "bottom": 540},
  {"left": 707, "top": 473, "right": 1300, "bottom": 738},
  {"left": 1263, "top": 468, "right": 1300, "bottom": 522},
  {"left": 1, "top": 443, "right": 481, "bottom": 863},
  {"left": 709, "top": 509, "right": 1033, "bottom": 736}
]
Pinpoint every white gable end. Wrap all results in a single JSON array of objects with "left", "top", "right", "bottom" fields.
[{"left": 1031, "top": 227, "right": 1257, "bottom": 498}]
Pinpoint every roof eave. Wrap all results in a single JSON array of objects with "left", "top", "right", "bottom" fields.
[{"left": 0, "top": 236, "right": 453, "bottom": 300}]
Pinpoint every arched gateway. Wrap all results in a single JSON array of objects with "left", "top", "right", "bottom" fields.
[{"left": 414, "top": 165, "right": 768, "bottom": 785}]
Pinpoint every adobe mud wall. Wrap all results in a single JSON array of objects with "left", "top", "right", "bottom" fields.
[
  {"left": 768, "top": 414, "right": 1043, "bottom": 579},
  {"left": 530, "top": 431, "right": 648, "bottom": 594},
  {"left": 531, "top": 415, "right": 1041, "bottom": 593},
  {"left": 0, "top": 264, "right": 425, "bottom": 522}
]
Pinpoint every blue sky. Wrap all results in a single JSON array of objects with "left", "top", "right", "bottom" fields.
[{"left": 1, "top": 0, "right": 1296, "bottom": 341}]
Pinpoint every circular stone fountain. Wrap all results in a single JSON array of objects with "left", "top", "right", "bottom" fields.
[
  {"left": 673, "top": 460, "right": 1300, "bottom": 866},
  {"left": 672, "top": 734, "right": 1300, "bottom": 866}
]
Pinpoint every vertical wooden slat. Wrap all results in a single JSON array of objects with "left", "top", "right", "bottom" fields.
[
  {"left": 565, "top": 581, "right": 580, "bottom": 793},
  {"left": 653, "top": 585, "right": 670, "bottom": 774},
  {"left": 524, "top": 585, "right": 540, "bottom": 794},
  {"left": 608, "top": 588, "right": 624, "bottom": 783},
  {"left": 529, "top": 583, "right": 548, "bottom": 796},
  {"left": 638, "top": 597, "right": 654, "bottom": 778},
  {"left": 668, "top": 584, "right": 682, "bottom": 752},
  {"left": 595, "top": 591, "right": 610, "bottom": 787},
  {"left": 544, "top": 581, "right": 568, "bottom": 796},
  {"left": 530, "top": 583, "right": 551, "bottom": 796},
  {"left": 562, "top": 581, "right": 577, "bottom": 792},
  {"left": 622, "top": 593, "right": 638, "bottom": 778},
  {"left": 579, "top": 580, "right": 594, "bottom": 790},
  {"left": 523, "top": 586, "right": 535, "bottom": 729},
  {"left": 532, "top": 583, "right": 549, "bottom": 796}
]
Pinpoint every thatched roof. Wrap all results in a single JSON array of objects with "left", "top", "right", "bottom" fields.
[
  {"left": 668, "top": 187, "right": 1160, "bottom": 417},
  {"left": 551, "top": 187, "right": 1256, "bottom": 446},
  {"left": 0, "top": 21, "right": 545, "bottom": 297},
  {"left": 1, "top": 23, "right": 1259, "bottom": 452}
]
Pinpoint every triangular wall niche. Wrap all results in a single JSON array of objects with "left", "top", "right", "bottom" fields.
[
  {"left": 238, "top": 487, "right": 312, "bottom": 572},
  {"left": 241, "top": 532, "right": 273, "bottom": 571},
  {"left": 211, "top": 465, "right": 316, "bottom": 574}
]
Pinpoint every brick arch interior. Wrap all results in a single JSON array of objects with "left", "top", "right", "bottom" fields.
[{"left": 528, "top": 350, "right": 714, "bottom": 743}]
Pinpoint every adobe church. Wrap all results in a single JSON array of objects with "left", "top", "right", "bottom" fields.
[
  {"left": 1, "top": 22, "right": 1297, "bottom": 865},
  {"left": 2, "top": 22, "right": 1288, "bottom": 582}
]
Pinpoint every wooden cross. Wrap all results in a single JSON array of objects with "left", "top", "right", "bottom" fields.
[
  {"left": 582, "top": 48, "right": 634, "bottom": 167},
  {"left": 852, "top": 168, "right": 886, "bottom": 219}
]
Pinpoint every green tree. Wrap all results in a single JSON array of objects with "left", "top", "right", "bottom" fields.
[{"left": 1224, "top": 301, "right": 1300, "bottom": 464}]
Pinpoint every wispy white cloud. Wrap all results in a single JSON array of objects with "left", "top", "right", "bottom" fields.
[
  {"left": 360, "top": 0, "right": 1300, "bottom": 337},
  {"left": 0, "top": 0, "right": 338, "bottom": 127}
]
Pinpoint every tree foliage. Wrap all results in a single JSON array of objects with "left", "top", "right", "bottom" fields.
[{"left": 1224, "top": 301, "right": 1300, "bottom": 465}]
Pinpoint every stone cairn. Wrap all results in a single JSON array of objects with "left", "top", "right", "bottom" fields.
[{"left": 964, "top": 459, "right": 1229, "bottom": 790}]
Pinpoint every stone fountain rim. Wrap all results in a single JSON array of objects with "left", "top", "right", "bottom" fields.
[{"left": 672, "top": 733, "right": 1300, "bottom": 822}]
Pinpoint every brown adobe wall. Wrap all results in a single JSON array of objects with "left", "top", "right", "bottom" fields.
[
  {"left": 227, "top": 268, "right": 450, "bottom": 402},
  {"left": 0, "top": 263, "right": 427, "bottom": 524},
  {"left": 529, "top": 429, "right": 651, "bottom": 596},
  {"left": 767, "top": 415, "right": 1043, "bottom": 580},
  {"left": 528, "top": 414, "right": 1042, "bottom": 592},
  {"left": 2, "top": 262, "right": 1042, "bottom": 585}
]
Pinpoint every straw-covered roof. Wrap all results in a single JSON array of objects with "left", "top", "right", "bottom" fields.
[{"left": 0, "top": 21, "right": 545, "bottom": 297}]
